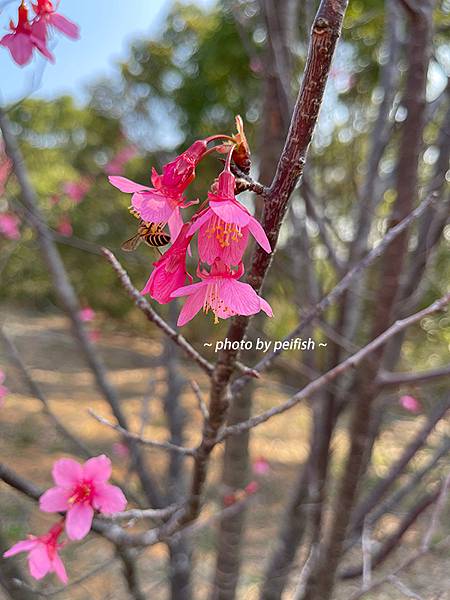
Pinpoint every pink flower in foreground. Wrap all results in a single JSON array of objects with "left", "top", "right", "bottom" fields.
[
  {"left": 142, "top": 223, "right": 193, "bottom": 304},
  {"left": 0, "top": 213, "right": 20, "bottom": 240},
  {"left": 252, "top": 457, "right": 270, "bottom": 476},
  {"left": 189, "top": 168, "right": 271, "bottom": 266},
  {"left": 32, "top": 0, "right": 80, "bottom": 39},
  {"left": 3, "top": 522, "right": 67, "bottom": 584},
  {"left": 0, "top": 2, "right": 53, "bottom": 66},
  {"left": 108, "top": 140, "right": 207, "bottom": 241},
  {"left": 399, "top": 395, "right": 422, "bottom": 414},
  {"left": 40, "top": 455, "right": 127, "bottom": 540},
  {"left": 79, "top": 307, "right": 96, "bottom": 323},
  {"left": 57, "top": 215, "right": 73, "bottom": 237},
  {"left": 0, "top": 370, "right": 9, "bottom": 407},
  {"left": 171, "top": 260, "right": 273, "bottom": 326}
]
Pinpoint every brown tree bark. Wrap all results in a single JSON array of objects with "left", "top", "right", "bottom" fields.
[
  {"left": 300, "top": 3, "right": 435, "bottom": 599},
  {"left": 210, "top": 5, "right": 294, "bottom": 598}
]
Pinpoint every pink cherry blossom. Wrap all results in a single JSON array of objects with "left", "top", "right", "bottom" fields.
[
  {"left": 32, "top": 0, "right": 80, "bottom": 39},
  {"left": 40, "top": 455, "right": 127, "bottom": 540},
  {"left": 108, "top": 140, "right": 207, "bottom": 241},
  {"left": 56, "top": 215, "right": 73, "bottom": 237},
  {"left": 142, "top": 223, "right": 193, "bottom": 304},
  {"left": 252, "top": 457, "right": 270, "bottom": 476},
  {"left": 79, "top": 306, "right": 96, "bottom": 323},
  {"left": 189, "top": 168, "right": 271, "bottom": 266},
  {"left": 0, "top": 2, "right": 53, "bottom": 66},
  {"left": 3, "top": 522, "right": 67, "bottom": 584},
  {"left": 62, "top": 179, "right": 91, "bottom": 203},
  {"left": 0, "top": 369, "right": 9, "bottom": 407},
  {"left": 0, "top": 213, "right": 20, "bottom": 240},
  {"left": 171, "top": 260, "right": 273, "bottom": 326},
  {"left": 399, "top": 395, "right": 422, "bottom": 414}
]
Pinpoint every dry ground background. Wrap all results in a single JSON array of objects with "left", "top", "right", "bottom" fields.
[{"left": 1, "top": 305, "right": 449, "bottom": 600}]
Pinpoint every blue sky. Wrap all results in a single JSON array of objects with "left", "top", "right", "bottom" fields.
[{"left": 0, "top": 0, "right": 213, "bottom": 105}]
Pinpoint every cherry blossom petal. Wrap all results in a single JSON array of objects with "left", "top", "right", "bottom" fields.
[
  {"left": 171, "top": 281, "right": 207, "bottom": 298},
  {"left": 188, "top": 209, "right": 212, "bottom": 235},
  {"left": 108, "top": 176, "right": 151, "bottom": 194},
  {"left": 82, "top": 454, "right": 111, "bottom": 483},
  {"left": 1, "top": 33, "right": 33, "bottom": 66},
  {"left": 132, "top": 190, "right": 175, "bottom": 223},
  {"left": 51, "top": 553, "right": 68, "bottom": 584},
  {"left": 219, "top": 280, "right": 272, "bottom": 317},
  {"left": 52, "top": 458, "right": 83, "bottom": 487},
  {"left": 168, "top": 208, "right": 184, "bottom": 243},
  {"left": 28, "top": 544, "right": 51, "bottom": 580},
  {"left": 176, "top": 288, "right": 207, "bottom": 326},
  {"left": 198, "top": 222, "right": 249, "bottom": 266},
  {"left": 143, "top": 262, "right": 187, "bottom": 304},
  {"left": 259, "top": 297, "right": 273, "bottom": 317},
  {"left": 65, "top": 503, "right": 94, "bottom": 540},
  {"left": 3, "top": 539, "right": 37, "bottom": 557},
  {"left": 247, "top": 217, "right": 271, "bottom": 253},
  {"left": 31, "top": 27, "right": 54, "bottom": 62},
  {"left": 93, "top": 483, "right": 127, "bottom": 514},
  {"left": 210, "top": 200, "right": 251, "bottom": 227},
  {"left": 50, "top": 13, "right": 79, "bottom": 39},
  {"left": 39, "top": 487, "right": 70, "bottom": 513}
]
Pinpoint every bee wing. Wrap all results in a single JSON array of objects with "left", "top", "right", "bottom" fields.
[{"left": 121, "top": 233, "right": 142, "bottom": 252}]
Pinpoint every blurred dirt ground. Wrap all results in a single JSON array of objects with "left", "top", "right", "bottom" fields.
[{"left": 0, "top": 306, "right": 449, "bottom": 600}]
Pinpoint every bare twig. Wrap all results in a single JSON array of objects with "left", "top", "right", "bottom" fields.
[
  {"left": 180, "top": 0, "right": 350, "bottom": 531},
  {"left": 222, "top": 294, "right": 450, "bottom": 438},
  {"left": 387, "top": 576, "right": 424, "bottom": 600},
  {"left": 341, "top": 484, "right": 443, "bottom": 579},
  {"left": 190, "top": 380, "right": 209, "bottom": 421},
  {"left": 361, "top": 522, "right": 372, "bottom": 589},
  {"left": 102, "top": 248, "right": 214, "bottom": 375},
  {"left": 11, "top": 558, "right": 117, "bottom": 598},
  {"left": 0, "top": 328, "right": 92, "bottom": 458},
  {"left": 101, "top": 505, "right": 180, "bottom": 522},
  {"left": 378, "top": 364, "right": 450, "bottom": 387},
  {"left": 88, "top": 410, "right": 196, "bottom": 456},
  {"left": 348, "top": 474, "right": 450, "bottom": 600},
  {"left": 350, "top": 398, "right": 450, "bottom": 532},
  {"left": 102, "top": 248, "right": 259, "bottom": 381},
  {"left": 0, "top": 107, "right": 163, "bottom": 508},
  {"left": 231, "top": 191, "right": 437, "bottom": 394}
]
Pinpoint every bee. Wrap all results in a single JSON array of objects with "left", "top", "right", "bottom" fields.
[{"left": 121, "top": 207, "right": 170, "bottom": 252}]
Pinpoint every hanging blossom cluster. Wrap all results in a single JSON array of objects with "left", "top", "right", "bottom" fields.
[
  {"left": 3, "top": 455, "right": 126, "bottom": 583},
  {"left": 0, "top": 0, "right": 79, "bottom": 66},
  {"left": 109, "top": 118, "right": 273, "bottom": 326}
]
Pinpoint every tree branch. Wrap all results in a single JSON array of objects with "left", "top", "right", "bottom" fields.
[
  {"left": 88, "top": 410, "right": 196, "bottom": 456},
  {"left": 179, "top": 0, "right": 350, "bottom": 529},
  {"left": 231, "top": 191, "right": 437, "bottom": 394},
  {"left": 221, "top": 293, "right": 450, "bottom": 438},
  {"left": 378, "top": 364, "right": 450, "bottom": 387},
  {"left": 0, "top": 328, "right": 92, "bottom": 458},
  {"left": 0, "top": 107, "right": 163, "bottom": 509}
]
